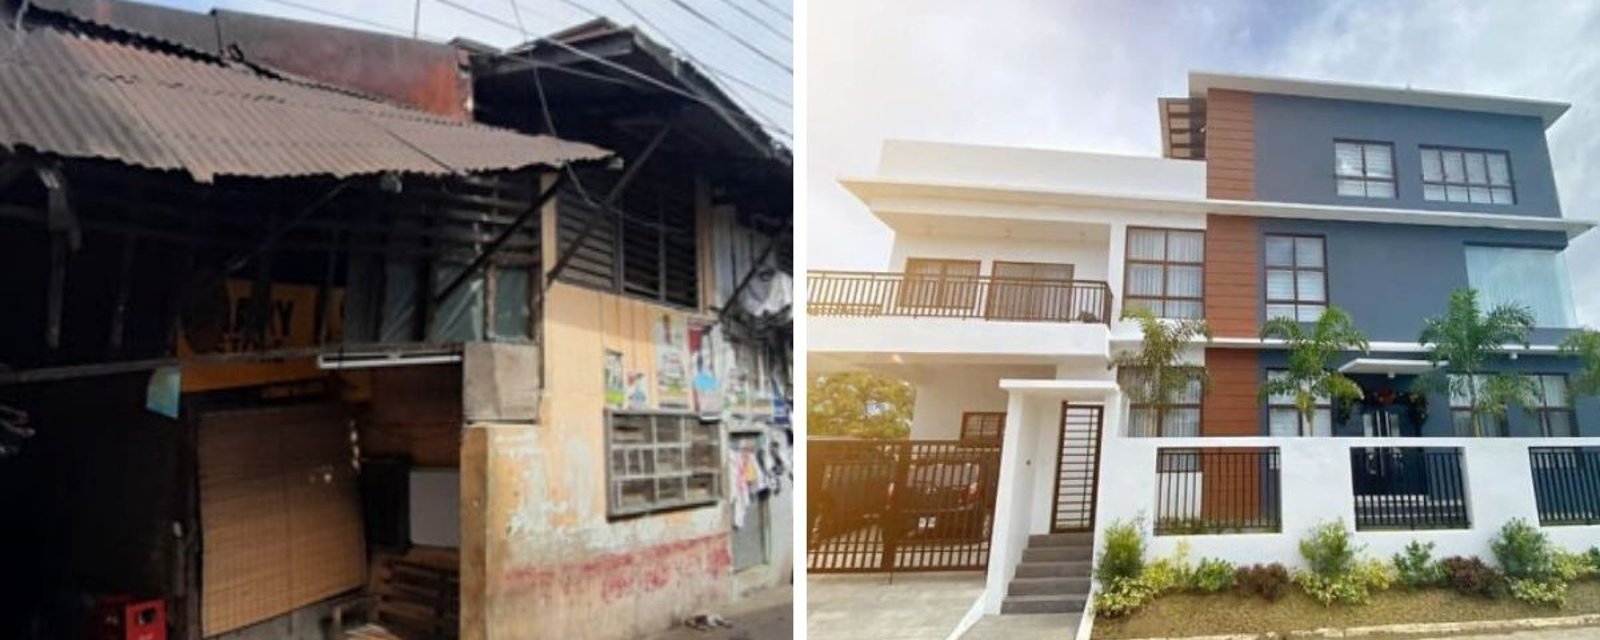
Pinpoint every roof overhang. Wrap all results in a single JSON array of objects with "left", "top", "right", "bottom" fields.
[
  {"left": 1190, "top": 70, "right": 1570, "bottom": 129},
  {"left": 1337, "top": 358, "right": 1444, "bottom": 376},
  {"left": 841, "top": 177, "right": 1595, "bottom": 239}
]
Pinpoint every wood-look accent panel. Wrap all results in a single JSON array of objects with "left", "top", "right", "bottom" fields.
[
  {"left": 1201, "top": 348, "right": 1260, "bottom": 436},
  {"left": 1204, "top": 215, "right": 1260, "bottom": 337},
  {"left": 1205, "top": 89, "right": 1255, "bottom": 200}
]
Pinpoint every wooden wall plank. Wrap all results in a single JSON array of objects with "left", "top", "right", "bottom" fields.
[
  {"left": 1201, "top": 348, "right": 1260, "bottom": 436},
  {"left": 1206, "top": 89, "right": 1255, "bottom": 201},
  {"left": 1204, "top": 215, "right": 1260, "bottom": 337}
]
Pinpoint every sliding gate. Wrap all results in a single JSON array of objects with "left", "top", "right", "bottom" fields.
[{"left": 807, "top": 439, "right": 1001, "bottom": 573}]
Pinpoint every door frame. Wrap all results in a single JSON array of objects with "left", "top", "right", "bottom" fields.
[{"left": 1050, "top": 402, "right": 1105, "bottom": 533}]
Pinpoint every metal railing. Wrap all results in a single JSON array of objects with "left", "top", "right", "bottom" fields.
[
  {"left": 1350, "top": 448, "right": 1469, "bottom": 530},
  {"left": 807, "top": 271, "right": 1113, "bottom": 324},
  {"left": 1154, "top": 448, "right": 1281, "bottom": 535},
  {"left": 1530, "top": 447, "right": 1600, "bottom": 525}
]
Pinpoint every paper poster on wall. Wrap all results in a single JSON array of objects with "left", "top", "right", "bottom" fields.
[
  {"left": 603, "top": 350, "right": 625, "bottom": 410},
  {"left": 690, "top": 323, "right": 722, "bottom": 416},
  {"left": 626, "top": 371, "right": 650, "bottom": 410},
  {"left": 653, "top": 313, "right": 692, "bottom": 409},
  {"left": 145, "top": 366, "right": 182, "bottom": 419}
]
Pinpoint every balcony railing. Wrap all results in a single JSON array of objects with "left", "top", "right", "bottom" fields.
[{"left": 807, "top": 271, "right": 1113, "bottom": 324}]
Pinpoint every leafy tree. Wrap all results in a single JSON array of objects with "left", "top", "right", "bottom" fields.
[
  {"left": 1559, "top": 328, "right": 1600, "bottom": 397},
  {"left": 1415, "top": 288, "right": 1537, "bottom": 437},
  {"left": 1258, "top": 307, "right": 1369, "bottom": 435},
  {"left": 807, "top": 371, "right": 914, "bottom": 439},
  {"left": 1111, "top": 306, "right": 1213, "bottom": 434}
]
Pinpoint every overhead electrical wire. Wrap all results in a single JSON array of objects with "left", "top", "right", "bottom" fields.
[
  {"left": 712, "top": 0, "right": 791, "bottom": 44},
  {"left": 749, "top": 0, "right": 791, "bottom": 21},
  {"left": 662, "top": 0, "right": 790, "bottom": 73}
]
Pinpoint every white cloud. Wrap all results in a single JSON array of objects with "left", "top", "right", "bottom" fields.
[{"left": 807, "top": 0, "right": 1600, "bottom": 325}]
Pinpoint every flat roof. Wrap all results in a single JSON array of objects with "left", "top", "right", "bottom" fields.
[{"left": 1190, "top": 71, "right": 1570, "bottom": 129}]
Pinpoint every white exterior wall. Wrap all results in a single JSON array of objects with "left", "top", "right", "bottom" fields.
[
  {"left": 1093, "top": 436, "right": 1600, "bottom": 569},
  {"left": 905, "top": 365, "right": 1054, "bottom": 440},
  {"left": 888, "top": 234, "right": 1110, "bottom": 283},
  {"left": 876, "top": 140, "right": 1206, "bottom": 200}
]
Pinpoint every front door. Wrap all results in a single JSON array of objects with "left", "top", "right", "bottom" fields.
[
  {"left": 1051, "top": 403, "right": 1104, "bottom": 532},
  {"left": 1354, "top": 403, "right": 1428, "bottom": 496}
]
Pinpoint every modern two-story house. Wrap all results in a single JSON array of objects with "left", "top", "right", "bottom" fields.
[{"left": 807, "top": 71, "right": 1598, "bottom": 637}]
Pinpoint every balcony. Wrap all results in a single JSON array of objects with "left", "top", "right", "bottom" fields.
[
  {"left": 808, "top": 271, "right": 1113, "bottom": 324},
  {"left": 807, "top": 271, "right": 1114, "bottom": 368}
]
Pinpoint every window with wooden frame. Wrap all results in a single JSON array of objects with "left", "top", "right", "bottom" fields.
[
  {"left": 1265, "top": 369, "right": 1333, "bottom": 437},
  {"left": 1124, "top": 228, "right": 1205, "bottom": 319},
  {"left": 1449, "top": 374, "right": 1509, "bottom": 437},
  {"left": 1119, "top": 367, "right": 1202, "bottom": 438},
  {"left": 1334, "top": 140, "right": 1396, "bottom": 199},
  {"left": 606, "top": 411, "right": 723, "bottom": 518},
  {"left": 1530, "top": 374, "right": 1575, "bottom": 437},
  {"left": 1421, "top": 147, "right": 1514, "bottom": 205},
  {"left": 899, "top": 257, "right": 981, "bottom": 310},
  {"left": 960, "top": 412, "right": 1006, "bottom": 445},
  {"left": 1264, "top": 235, "right": 1328, "bottom": 322},
  {"left": 555, "top": 177, "right": 700, "bottom": 309},
  {"left": 986, "top": 260, "right": 1075, "bottom": 321}
]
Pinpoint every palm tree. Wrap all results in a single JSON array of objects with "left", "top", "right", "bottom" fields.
[
  {"left": 1559, "top": 328, "right": 1600, "bottom": 397},
  {"left": 1258, "top": 307, "right": 1370, "bottom": 436},
  {"left": 1111, "top": 306, "right": 1212, "bottom": 436},
  {"left": 1415, "top": 288, "right": 1537, "bottom": 437}
]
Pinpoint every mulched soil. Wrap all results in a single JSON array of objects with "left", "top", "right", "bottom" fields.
[{"left": 1092, "top": 581, "right": 1600, "bottom": 638}]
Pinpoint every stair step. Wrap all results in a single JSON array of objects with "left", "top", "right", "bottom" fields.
[
  {"left": 1023, "top": 545, "right": 1091, "bottom": 562},
  {"left": 1014, "top": 560, "right": 1091, "bottom": 578},
  {"left": 1001, "top": 594, "right": 1087, "bottom": 615},
  {"left": 1008, "top": 576, "right": 1091, "bottom": 596},
  {"left": 1028, "top": 532, "right": 1094, "bottom": 547}
]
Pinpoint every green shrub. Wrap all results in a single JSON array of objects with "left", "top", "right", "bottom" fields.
[
  {"left": 1093, "top": 577, "right": 1155, "bottom": 619},
  {"left": 1586, "top": 547, "right": 1600, "bottom": 574},
  {"left": 1353, "top": 558, "right": 1397, "bottom": 592},
  {"left": 1293, "top": 570, "right": 1371, "bottom": 606},
  {"left": 1096, "top": 519, "right": 1147, "bottom": 584},
  {"left": 1299, "top": 520, "right": 1361, "bottom": 578},
  {"left": 1439, "top": 556, "right": 1506, "bottom": 599},
  {"left": 1141, "top": 542, "right": 1192, "bottom": 594},
  {"left": 1508, "top": 578, "right": 1568, "bottom": 608},
  {"left": 1393, "top": 540, "right": 1443, "bottom": 589},
  {"left": 1189, "top": 558, "right": 1236, "bottom": 592},
  {"left": 1492, "top": 518, "right": 1555, "bottom": 582},
  {"left": 1235, "top": 563, "right": 1291, "bottom": 601},
  {"left": 1554, "top": 549, "right": 1597, "bottom": 583}
]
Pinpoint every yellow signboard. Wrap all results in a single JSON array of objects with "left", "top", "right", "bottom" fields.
[{"left": 179, "top": 280, "right": 345, "bottom": 392}]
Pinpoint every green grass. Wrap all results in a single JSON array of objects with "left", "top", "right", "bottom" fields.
[{"left": 1092, "top": 581, "right": 1600, "bottom": 639}]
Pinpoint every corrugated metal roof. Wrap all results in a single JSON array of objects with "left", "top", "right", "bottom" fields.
[{"left": 0, "top": 23, "right": 610, "bottom": 182}]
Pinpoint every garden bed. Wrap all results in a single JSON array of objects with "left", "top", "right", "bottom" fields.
[{"left": 1092, "top": 581, "right": 1600, "bottom": 638}]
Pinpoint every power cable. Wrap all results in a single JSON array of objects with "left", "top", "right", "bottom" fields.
[
  {"left": 712, "top": 0, "right": 790, "bottom": 44},
  {"left": 750, "top": 0, "right": 791, "bottom": 21},
  {"left": 587, "top": 0, "right": 791, "bottom": 112},
  {"left": 663, "top": 0, "right": 790, "bottom": 73}
]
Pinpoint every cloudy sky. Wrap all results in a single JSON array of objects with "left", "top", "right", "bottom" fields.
[
  {"left": 808, "top": 0, "right": 1600, "bottom": 326},
  {"left": 143, "top": 0, "right": 793, "bottom": 145}
]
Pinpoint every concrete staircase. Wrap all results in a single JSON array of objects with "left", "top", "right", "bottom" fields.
[{"left": 1001, "top": 532, "right": 1094, "bottom": 615}]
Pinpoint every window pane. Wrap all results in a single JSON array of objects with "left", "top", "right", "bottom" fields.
[
  {"left": 1446, "top": 185, "right": 1469, "bottom": 202},
  {"left": 1423, "top": 184, "right": 1446, "bottom": 201},
  {"left": 1266, "top": 270, "right": 1295, "bottom": 300},
  {"left": 1165, "top": 409, "right": 1200, "bottom": 437},
  {"left": 1421, "top": 149, "right": 1443, "bottom": 182},
  {"left": 1310, "top": 409, "right": 1333, "bottom": 437},
  {"left": 1491, "top": 188, "right": 1514, "bottom": 204},
  {"left": 1451, "top": 411, "right": 1476, "bottom": 437},
  {"left": 1296, "top": 272, "right": 1325, "bottom": 302},
  {"left": 1128, "top": 407, "right": 1158, "bottom": 437},
  {"left": 1267, "top": 370, "right": 1293, "bottom": 403},
  {"left": 1296, "top": 304, "right": 1325, "bottom": 322},
  {"left": 1265, "top": 236, "right": 1294, "bottom": 267},
  {"left": 1127, "top": 264, "right": 1164, "bottom": 296},
  {"left": 1486, "top": 154, "right": 1511, "bottom": 186},
  {"left": 1443, "top": 151, "right": 1466, "bottom": 182},
  {"left": 1266, "top": 304, "right": 1296, "bottom": 320},
  {"left": 493, "top": 268, "right": 532, "bottom": 339},
  {"left": 1337, "top": 178, "right": 1368, "bottom": 197},
  {"left": 1366, "top": 181, "right": 1395, "bottom": 199},
  {"left": 1469, "top": 186, "right": 1491, "bottom": 203},
  {"left": 1126, "top": 299, "right": 1163, "bottom": 317},
  {"left": 1129, "top": 230, "right": 1166, "bottom": 260},
  {"left": 1364, "top": 145, "right": 1393, "bottom": 178},
  {"left": 1269, "top": 408, "right": 1300, "bottom": 437},
  {"left": 1294, "top": 238, "right": 1324, "bottom": 268},
  {"left": 1335, "top": 142, "right": 1364, "bottom": 177},
  {"left": 1541, "top": 375, "right": 1569, "bottom": 408},
  {"left": 1464, "top": 246, "right": 1576, "bottom": 328},
  {"left": 1165, "top": 300, "right": 1203, "bottom": 319},
  {"left": 1167, "top": 231, "right": 1205, "bottom": 262},
  {"left": 1166, "top": 265, "right": 1203, "bottom": 298},
  {"left": 1465, "top": 152, "right": 1488, "bottom": 184}
]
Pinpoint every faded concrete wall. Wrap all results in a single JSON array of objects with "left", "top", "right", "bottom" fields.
[{"left": 461, "top": 288, "right": 732, "bottom": 640}]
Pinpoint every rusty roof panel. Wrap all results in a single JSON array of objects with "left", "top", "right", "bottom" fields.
[{"left": 0, "top": 24, "right": 609, "bottom": 182}]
